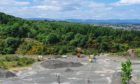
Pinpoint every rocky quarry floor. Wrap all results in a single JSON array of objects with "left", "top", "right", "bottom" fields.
[{"left": 0, "top": 55, "right": 140, "bottom": 84}]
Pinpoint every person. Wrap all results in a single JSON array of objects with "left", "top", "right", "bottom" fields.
[
  {"left": 93, "top": 56, "right": 97, "bottom": 63},
  {"left": 56, "top": 74, "right": 61, "bottom": 84},
  {"left": 37, "top": 55, "right": 43, "bottom": 61},
  {"left": 76, "top": 48, "right": 82, "bottom": 58},
  {"left": 88, "top": 55, "right": 93, "bottom": 63},
  {"left": 77, "top": 53, "right": 81, "bottom": 58}
]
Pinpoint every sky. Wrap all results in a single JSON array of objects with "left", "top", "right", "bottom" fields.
[{"left": 0, "top": 0, "right": 140, "bottom": 19}]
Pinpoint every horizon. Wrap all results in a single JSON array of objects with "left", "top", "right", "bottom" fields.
[
  {"left": 26, "top": 18, "right": 140, "bottom": 20},
  {"left": 0, "top": 0, "right": 140, "bottom": 20}
]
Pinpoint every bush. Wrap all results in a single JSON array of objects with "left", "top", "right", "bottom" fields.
[
  {"left": 121, "top": 60, "right": 132, "bottom": 84},
  {"left": 46, "top": 33, "right": 60, "bottom": 44},
  {"left": 17, "top": 57, "right": 35, "bottom": 66},
  {"left": 116, "top": 52, "right": 128, "bottom": 56},
  {"left": 16, "top": 38, "right": 45, "bottom": 55},
  {"left": 2, "top": 37, "right": 21, "bottom": 54},
  {"left": 0, "top": 55, "right": 35, "bottom": 69},
  {"left": 135, "top": 48, "right": 140, "bottom": 57},
  {"left": 58, "top": 47, "right": 68, "bottom": 55},
  {"left": 5, "top": 55, "right": 18, "bottom": 61}
]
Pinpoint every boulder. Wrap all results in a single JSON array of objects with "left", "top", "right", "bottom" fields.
[
  {"left": 0, "top": 69, "right": 16, "bottom": 78},
  {"left": 65, "top": 68, "right": 74, "bottom": 72}
]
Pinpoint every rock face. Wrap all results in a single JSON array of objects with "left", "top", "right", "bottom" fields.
[
  {"left": 40, "top": 60, "right": 83, "bottom": 69},
  {"left": 0, "top": 69, "right": 16, "bottom": 78}
]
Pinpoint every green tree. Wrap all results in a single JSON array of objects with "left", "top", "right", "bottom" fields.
[
  {"left": 2, "top": 23, "right": 30, "bottom": 37},
  {"left": 64, "top": 32, "right": 74, "bottom": 41},
  {"left": 99, "top": 42, "right": 110, "bottom": 52},
  {"left": 3, "top": 37, "right": 20, "bottom": 54},
  {"left": 70, "top": 33, "right": 87, "bottom": 47},
  {"left": 47, "top": 33, "right": 60, "bottom": 44}
]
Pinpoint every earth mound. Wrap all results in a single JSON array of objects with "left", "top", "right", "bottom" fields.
[{"left": 40, "top": 60, "right": 83, "bottom": 69}]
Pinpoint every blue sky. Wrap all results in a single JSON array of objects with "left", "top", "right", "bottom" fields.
[{"left": 0, "top": 0, "right": 140, "bottom": 19}]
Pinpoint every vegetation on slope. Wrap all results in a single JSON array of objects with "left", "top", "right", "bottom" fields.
[{"left": 0, "top": 12, "right": 140, "bottom": 55}]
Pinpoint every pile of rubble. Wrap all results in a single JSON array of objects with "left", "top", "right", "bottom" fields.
[{"left": 40, "top": 59, "right": 83, "bottom": 69}]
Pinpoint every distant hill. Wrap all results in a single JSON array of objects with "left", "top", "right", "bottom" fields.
[
  {"left": 25, "top": 18, "right": 140, "bottom": 24},
  {"left": 25, "top": 18, "right": 56, "bottom": 21},
  {"left": 65, "top": 19, "right": 140, "bottom": 24}
]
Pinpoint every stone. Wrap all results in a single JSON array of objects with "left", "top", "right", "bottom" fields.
[{"left": 0, "top": 69, "right": 16, "bottom": 78}]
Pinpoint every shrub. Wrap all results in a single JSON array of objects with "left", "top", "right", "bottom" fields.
[
  {"left": 47, "top": 33, "right": 60, "bottom": 44},
  {"left": 121, "top": 60, "right": 132, "bottom": 84},
  {"left": 135, "top": 48, "right": 140, "bottom": 57},
  {"left": 0, "top": 55, "right": 35, "bottom": 69},
  {"left": 16, "top": 38, "right": 45, "bottom": 55},
  {"left": 58, "top": 47, "right": 68, "bottom": 55},
  {"left": 17, "top": 57, "right": 35, "bottom": 66}
]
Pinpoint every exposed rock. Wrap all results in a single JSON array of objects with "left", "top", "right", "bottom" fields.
[
  {"left": 65, "top": 68, "right": 74, "bottom": 72},
  {"left": 0, "top": 69, "right": 16, "bottom": 78},
  {"left": 40, "top": 60, "right": 83, "bottom": 69}
]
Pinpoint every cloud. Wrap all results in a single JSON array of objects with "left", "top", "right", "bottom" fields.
[
  {"left": 0, "top": 0, "right": 30, "bottom": 6},
  {"left": 35, "top": 5, "right": 62, "bottom": 11},
  {"left": 30, "top": 0, "right": 111, "bottom": 11},
  {"left": 115, "top": 0, "right": 140, "bottom": 5},
  {"left": 0, "top": 0, "right": 30, "bottom": 16},
  {"left": 32, "top": 0, "right": 81, "bottom": 11},
  {"left": 32, "top": 0, "right": 113, "bottom": 19},
  {"left": 0, "top": 0, "right": 140, "bottom": 19}
]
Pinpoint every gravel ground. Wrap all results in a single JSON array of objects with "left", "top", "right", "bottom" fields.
[{"left": 0, "top": 55, "right": 140, "bottom": 84}]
